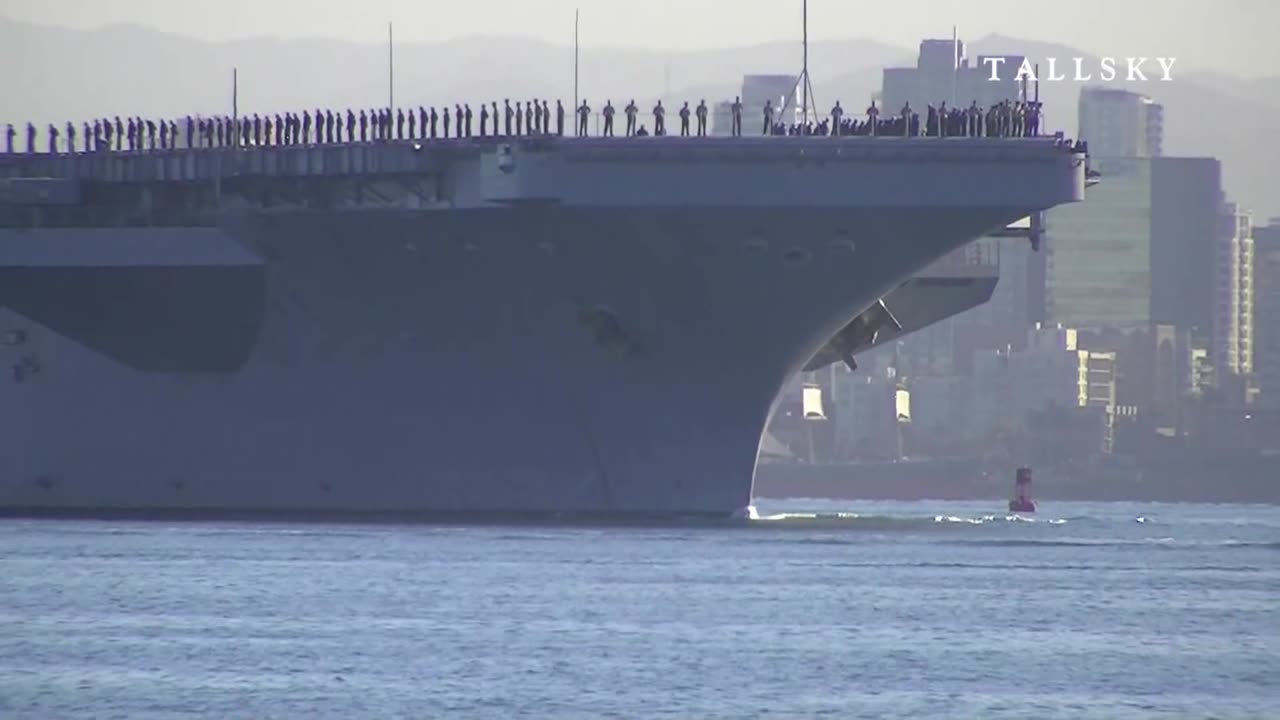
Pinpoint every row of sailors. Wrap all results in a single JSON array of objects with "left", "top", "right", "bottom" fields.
[
  {"left": 765, "top": 99, "right": 1042, "bottom": 139},
  {"left": 2, "top": 97, "right": 1046, "bottom": 155},
  {"left": 2, "top": 101, "right": 567, "bottom": 154}
]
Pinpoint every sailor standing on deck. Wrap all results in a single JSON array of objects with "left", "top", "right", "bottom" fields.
[
  {"left": 556, "top": 100, "right": 565, "bottom": 136},
  {"left": 731, "top": 96, "right": 743, "bottom": 136},
  {"left": 625, "top": 100, "right": 637, "bottom": 136},
  {"left": 900, "top": 102, "right": 912, "bottom": 137},
  {"left": 25, "top": 122, "right": 35, "bottom": 154},
  {"left": 67, "top": 122, "right": 76, "bottom": 153},
  {"left": 696, "top": 100, "right": 708, "bottom": 136},
  {"left": 525, "top": 101, "right": 534, "bottom": 136},
  {"left": 762, "top": 100, "right": 774, "bottom": 135},
  {"left": 679, "top": 102, "right": 691, "bottom": 136},
  {"left": 5, "top": 124, "right": 14, "bottom": 154},
  {"left": 577, "top": 100, "right": 591, "bottom": 137},
  {"left": 830, "top": 101, "right": 844, "bottom": 136},
  {"left": 602, "top": 101, "right": 615, "bottom": 137},
  {"left": 47, "top": 124, "right": 59, "bottom": 154},
  {"left": 866, "top": 100, "right": 879, "bottom": 136},
  {"left": 653, "top": 100, "right": 666, "bottom": 136}
]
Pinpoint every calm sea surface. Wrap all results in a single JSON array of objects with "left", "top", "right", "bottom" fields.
[{"left": 1, "top": 500, "right": 1277, "bottom": 719}]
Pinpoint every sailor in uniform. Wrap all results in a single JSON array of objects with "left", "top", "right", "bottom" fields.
[
  {"left": 652, "top": 100, "right": 665, "bottom": 136},
  {"left": 695, "top": 100, "right": 708, "bottom": 136},
  {"left": 577, "top": 100, "right": 591, "bottom": 137},
  {"left": 603, "top": 101, "right": 615, "bottom": 137},
  {"left": 679, "top": 102, "right": 691, "bottom": 136},
  {"left": 763, "top": 100, "right": 774, "bottom": 135},
  {"left": 830, "top": 101, "right": 844, "bottom": 136},
  {"left": 731, "top": 96, "right": 743, "bottom": 136},
  {"left": 625, "top": 100, "right": 638, "bottom": 136},
  {"left": 504, "top": 100, "right": 513, "bottom": 136},
  {"left": 900, "top": 102, "right": 912, "bottom": 137},
  {"left": 556, "top": 100, "right": 565, "bottom": 136}
]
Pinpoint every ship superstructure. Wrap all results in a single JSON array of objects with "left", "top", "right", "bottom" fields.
[{"left": 0, "top": 135, "right": 1086, "bottom": 519}]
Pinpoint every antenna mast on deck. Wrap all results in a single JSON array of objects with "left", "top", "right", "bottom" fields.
[
  {"left": 574, "top": 10, "right": 580, "bottom": 114},
  {"left": 782, "top": 0, "right": 818, "bottom": 127},
  {"left": 388, "top": 22, "right": 395, "bottom": 113},
  {"left": 232, "top": 67, "right": 239, "bottom": 147}
]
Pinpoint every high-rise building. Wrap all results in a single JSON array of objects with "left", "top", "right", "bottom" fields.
[
  {"left": 1254, "top": 222, "right": 1280, "bottom": 407},
  {"left": 742, "top": 75, "right": 798, "bottom": 131},
  {"left": 1078, "top": 87, "right": 1164, "bottom": 158},
  {"left": 881, "top": 39, "right": 1024, "bottom": 113},
  {"left": 1043, "top": 156, "right": 1222, "bottom": 336},
  {"left": 711, "top": 101, "right": 734, "bottom": 137},
  {"left": 1213, "top": 203, "right": 1255, "bottom": 380},
  {"left": 1044, "top": 157, "right": 1153, "bottom": 330},
  {"left": 1150, "top": 157, "right": 1222, "bottom": 339}
]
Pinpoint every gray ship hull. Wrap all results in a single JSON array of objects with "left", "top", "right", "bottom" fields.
[{"left": 0, "top": 137, "right": 1085, "bottom": 519}]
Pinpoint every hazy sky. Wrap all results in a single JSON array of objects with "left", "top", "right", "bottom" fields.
[{"left": 3, "top": 0, "right": 1276, "bottom": 77}]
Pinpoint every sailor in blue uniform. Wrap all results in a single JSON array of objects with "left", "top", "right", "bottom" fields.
[
  {"left": 625, "top": 100, "right": 638, "bottom": 136},
  {"left": 577, "top": 100, "right": 591, "bottom": 136},
  {"left": 603, "top": 101, "right": 615, "bottom": 137}
]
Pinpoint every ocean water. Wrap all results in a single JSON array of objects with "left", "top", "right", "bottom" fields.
[{"left": 1, "top": 500, "right": 1277, "bottom": 719}]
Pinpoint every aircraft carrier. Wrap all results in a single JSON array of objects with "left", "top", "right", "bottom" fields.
[{"left": 0, "top": 134, "right": 1086, "bottom": 521}]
